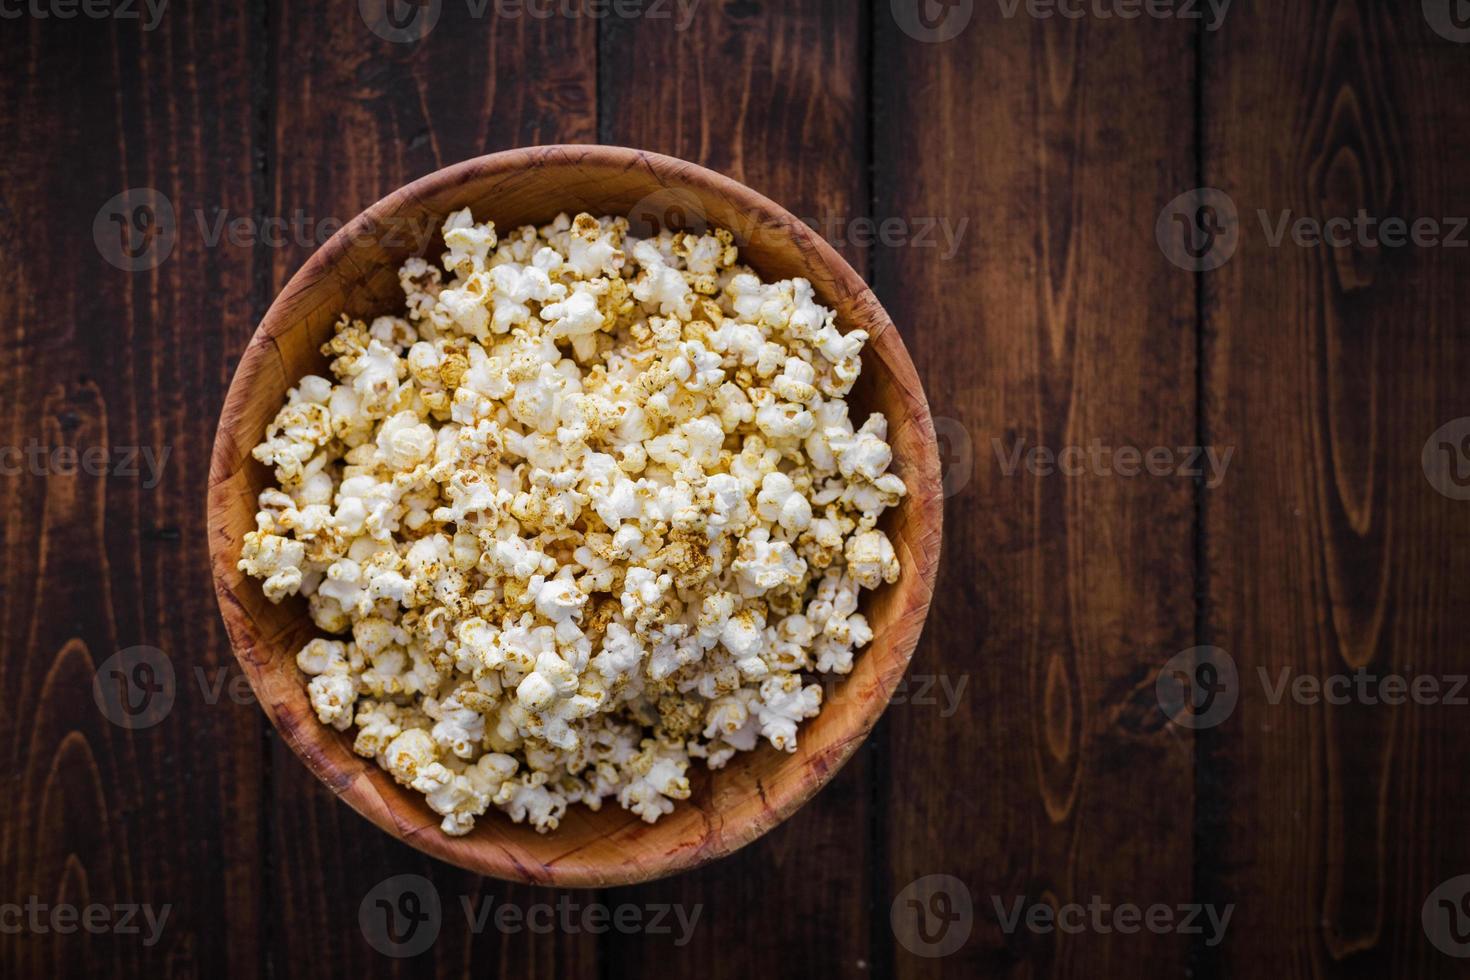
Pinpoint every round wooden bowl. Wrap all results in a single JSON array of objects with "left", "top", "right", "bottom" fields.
[{"left": 207, "top": 145, "right": 943, "bottom": 886}]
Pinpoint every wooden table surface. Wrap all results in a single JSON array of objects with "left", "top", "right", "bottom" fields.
[{"left": 4, "top": 0, "right": 1469, "bottom": 976}]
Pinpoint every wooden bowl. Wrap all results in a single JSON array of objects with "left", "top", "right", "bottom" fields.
[{"left": 207, "top": 145, "right": 942, "bottom": 886}]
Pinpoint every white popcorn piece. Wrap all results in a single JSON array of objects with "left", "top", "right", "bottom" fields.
[
  {"left": 297, "top": 637, "right": 351, "bottom": 675},
  {"left": 529, "top": 570, "right": 587, "bottom": 624},
  {"left": 436, "top": 280, "right": 491, "bottom": 341},
  {"left": 250, "top": 379, "right": 333, "bottom": 487},
  {"left": 239, "top": 531, "right": 306, "bottom": 602},
  {"left": 307, "top": 672, "right": 359, "bottom": 731},
  {"left": 755, "top": 472, "right": 813, "bottom": 532},
  {"left": 496, "top": 771, "right": 567, "bottom": 832},
  {"left": 541, "top": 285, "right": 606, "bottom": 343},
  {"left": 732, "top": 528, "right": 807, "bottom": 595},
  {"left": 348, "top": 339, "right": 405, "bottom": 415},
  {"left": 384, "top": 728, "right": 439, "bottom": 786},
  {"left": 618, "top": 739, "right": 691, "bottom": 823},
  {"left": 755, "top": 673, "right": 823, "bottom": 751},
  {"left": 427, "top": 687, "right": 486, "bottom": 759},
  {"left": 489, "top": 261, "right": 565, "bottom": 334},
  {"left": 631, "top": 240, "right": 694, "bottom": 319},
  {"left": 719, "top": 607, "right": 768, "bottom": 681},
  {"left": 845, "top": 528, "right": 901, "bottom": 591},
  {"left": 352, "top": 699, "right": 407, "bottom": 758},
  {"left": 442, "top": 208, "right": 498, "bottom": 275},
  {"left": 399, "top": 257, "right": 443, "bottom": 325}
]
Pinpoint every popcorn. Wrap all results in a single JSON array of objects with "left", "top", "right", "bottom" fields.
[
  {"left": 488, "top": 259, "right": 565, "bottom": 334},
  {"left": 427, "top": 687, "right": 487, "bottom": 759},
  {"left": 528, "top": 570, "right": 588, "bottom": 624},
  {"left": 496, "top": 771, "right": 566, "bottom": 832},
  {"left": 251, "top": 379, "right": 333, "bottom": 487},
  {"left": 719, "top": 606, "right": 768, "bottom": 680},
  {"left": 352, "top": 699, "right": 408, "bottom": 757},
  {"left": 755, "top": 472, "right": 813, "bottom": 532},
  {"left": 442, "top": 208, "right": 497, "bottom": 275},
  {"left": 436, "top": 281, "right": 491, "bottom": 340},
  {"left": 754, "top": 673, "right": 823, "bottom": 751},
  {"left": 805, "top": 570, "right": 873, "bottom": 674},
  {"left": 541, "top": 286, "right": 606, "bottom": 345},
  {"left": 307, "top": 672, "right": 359, "bottom": 731},
  {"left": 831, "top": 414, "right": 894, "bottom": 482},
  {"left": 383, "top": 728, "right": 438, "bottom": 785},
  {"left": 618, "top": 738, "right": 692, "bottom": 823},
  {"left": 341, "top": 336, "right": 404, "bottom": 415},
  {"left": 240, "top": 210, "right": 906, "bottom": 835},
  {"left": 732, "top": 528, "right": 807, "bottom": 594},
  {"left": 411, "top": 762, "right": 484, "bottom": 835},
  {"left": 844, "top": 528, "right": 901, "bottom": 590},
  {"left": 240, "top": 531, "right": 307, "bottom": 602}
]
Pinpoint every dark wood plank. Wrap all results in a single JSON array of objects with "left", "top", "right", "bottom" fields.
[
  {"left": 874, "top": 6, "right": 1199, "bottom": 976},
  {"left": 1203, "top": 1, "right": 1470, "bottom": 975},
  {"left": 597, "top": 2, "right": 874, "bottom": 977},
  {"left": 0, "top": 7, "right": 264, "bottom": 978},
  {"left": 261, "top": 3, "right": 601, "bottom": 976}
]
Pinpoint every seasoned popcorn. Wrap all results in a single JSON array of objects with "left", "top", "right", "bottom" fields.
[{"left": 240, "top": 209, "right": 905, "bottom": 835}]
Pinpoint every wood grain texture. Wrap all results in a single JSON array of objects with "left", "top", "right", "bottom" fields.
[
  {"left": 0, "top": 6, "right": 264, "bottom": 978},
  {"left": 596, "top": 3, "right": 878, "bottom": 978},
  {"left": 258, "top": 4, "right": 602, "bottom": 976},
  {"left": 1202, "top": 1, "right": 1470, "bottom": 976},
  {"left": 873, "top": 4, "right": 1199, "bottom": 976}
]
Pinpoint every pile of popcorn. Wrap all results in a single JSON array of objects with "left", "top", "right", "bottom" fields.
[{"left": 240, "top": 209, "right": 905, "bottom": 835}]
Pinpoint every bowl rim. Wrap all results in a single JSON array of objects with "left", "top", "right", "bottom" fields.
[{"left": 206, "top": 143, "right": 943, "bottom": 886}]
